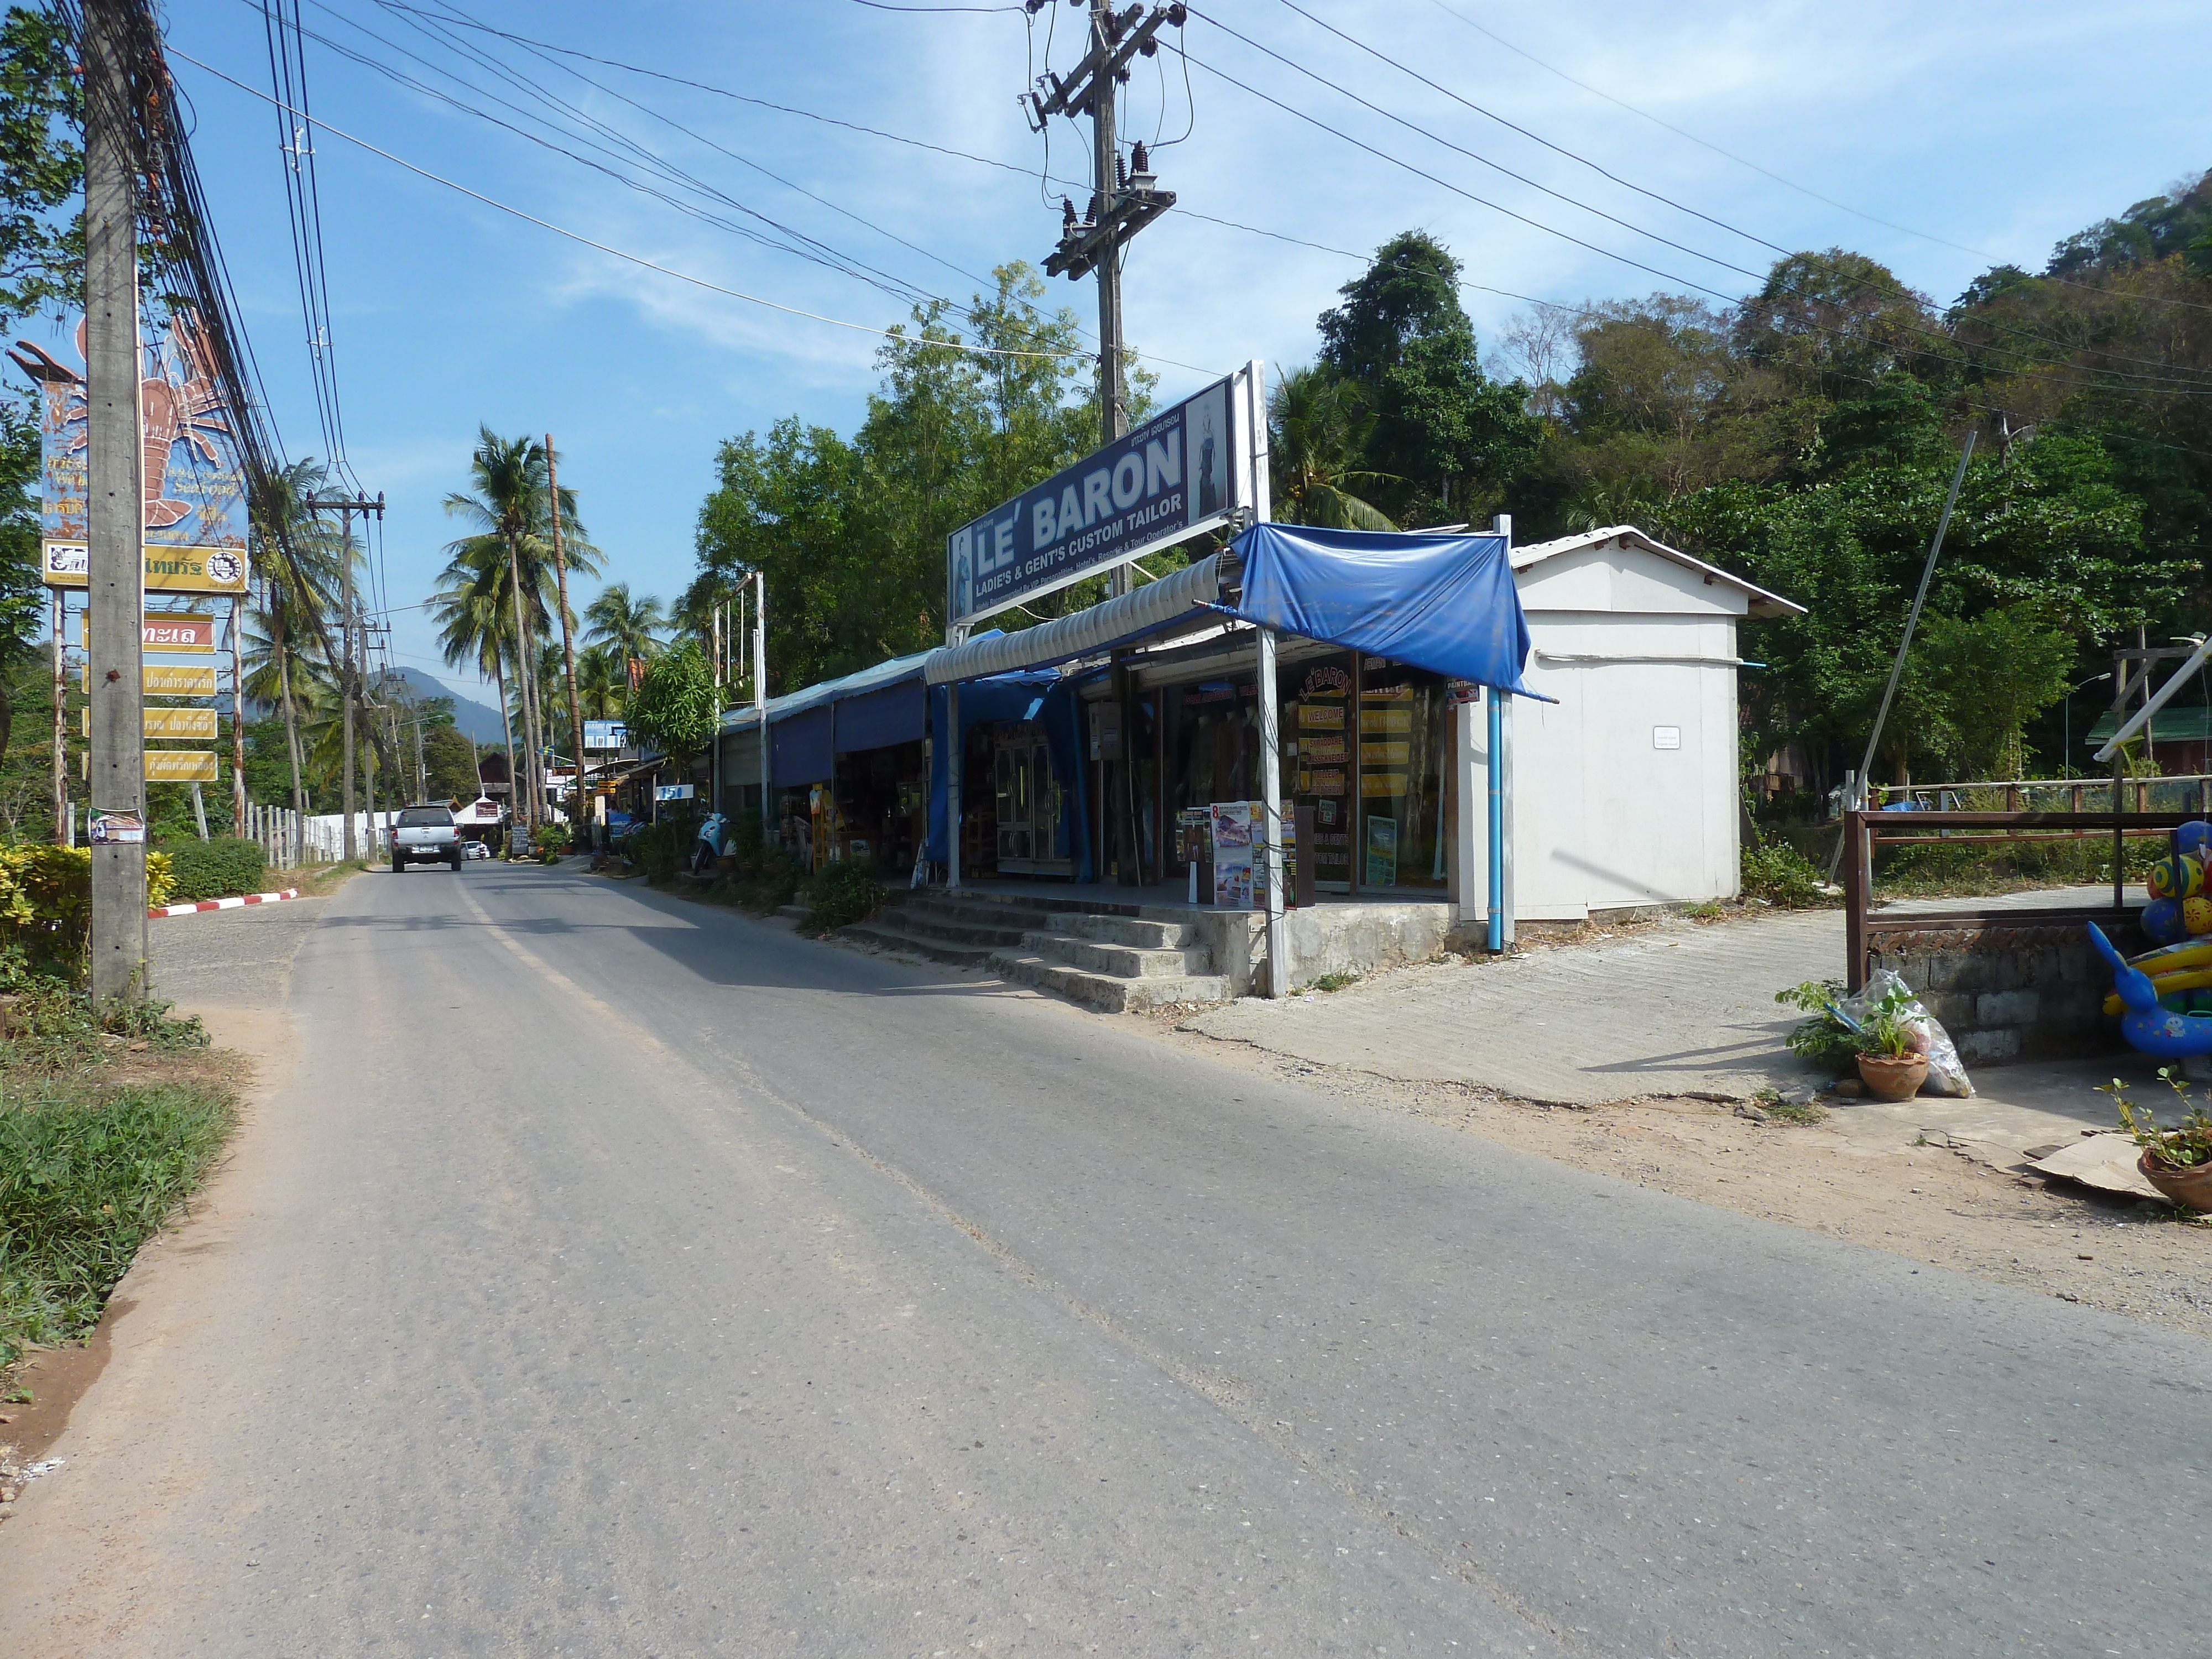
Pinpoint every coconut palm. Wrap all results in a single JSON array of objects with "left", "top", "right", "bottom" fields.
[
  {"left": 1268, "top": 364, "right": 1399, "bottom": 530},
  {"left": 430, "top": 538, "right": 521, "bottom": 820},
  {"left": 575, "top": 642, "right": 625, "bottom": 722},
  {"left": 583, "top": 583, "right": 665, "bottom": 679},
  {"left": 444, "top": 429, "right": 596, "bottom": 823},
  {"left": 247, "top": 458, "right": 346, "bottom": 842}
]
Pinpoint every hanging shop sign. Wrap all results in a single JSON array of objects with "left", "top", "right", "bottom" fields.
[
  {"left": 584, "top": 719, "right": 628, "bottom": 750},
  {"left": 947, "top": 363, "right": 1258, "bottom": 630},
  {"left": 10, "top": 314, "right": 251, "bottom": 596},
  {"left": 144, "top": 751, "right": 218, "bottom": 784}
]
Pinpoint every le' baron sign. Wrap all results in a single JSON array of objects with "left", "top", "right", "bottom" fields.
[{"left": 947, "top": 363, "right": 1259, "bottom": 629}]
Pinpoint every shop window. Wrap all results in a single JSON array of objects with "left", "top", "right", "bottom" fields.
[
  {"left": 1357, "top": 663, "right": 1448, "bottom": 891},
  {"left": 1285, "top": 655, "right": 1355, "bottom": 891}
]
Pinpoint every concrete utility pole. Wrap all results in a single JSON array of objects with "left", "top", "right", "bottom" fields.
[
  {"left": 1030, "top": 1, "right": 1180, "bottom": 598},
  {"left": 230, "top": 597, "right": 247, "bottom": 834},
  {"left": 307, "top": 492, "right": 382, "bottom": 861},
  {"left": 753, "top": 570, "right": 768, "bottom": 836},
  {"left": 50, "top": 589, "right": 66, "bottom": 844},
  {"left": 85, "top": 0, "right": 148, "bottom": 1001},
  {"left": 547, "top": 435, "right": 585, "bottom": 837}
]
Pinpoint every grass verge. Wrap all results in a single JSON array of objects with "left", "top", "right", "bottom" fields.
[{"left": 0, "top": 983, "right": 234, "bottom": 1374}]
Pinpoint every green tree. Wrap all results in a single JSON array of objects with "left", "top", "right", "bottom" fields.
[
  {"left": 422, "top": 724, "right": 478, "bottom": 803},
  {"left": 583, "top": 583, "right": 665, "bottom": 670},
  {"left": 626, "top": 642, "right": 717, "bottom": 777},
  {"left": 1268, "top": 364, "right": 1395, "bottom": 529}
]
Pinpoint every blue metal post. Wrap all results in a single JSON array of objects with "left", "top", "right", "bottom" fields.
[{"left": 1486, "top": 685, "right": 1504, "bottom": 954}]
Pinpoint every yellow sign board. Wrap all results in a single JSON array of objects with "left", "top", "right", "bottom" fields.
[
  {"left": 85, "top": 707, "right": 217, "bottom": 740},
  {"left": 75, "top": 665, "right": 222, "bottom": 695},
  {"left": 145, "top": 665, "right": 218, "bottom": 697},
  {"left": 43, "top": 541, "right": 248, "bottom": 595},
  {"left": 144, "top": 750, "right": 218, "bottom": 783}
]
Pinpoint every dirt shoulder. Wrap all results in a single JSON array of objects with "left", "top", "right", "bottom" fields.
[{"left": 1138, "top": 1018, "right": 2212, "bottom": 1340}]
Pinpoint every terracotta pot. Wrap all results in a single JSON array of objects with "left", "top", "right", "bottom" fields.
[
  {"left": 2137, "top": 1146, "right": 2212, "bottom": 1211},
  {"left": 1855, "top": 1051, "right": 1929, "bottom": 1100}
]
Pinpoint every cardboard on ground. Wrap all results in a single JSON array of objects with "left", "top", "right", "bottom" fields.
[{"left": 144, "top": 750, "right": 218, "bottom": 783}]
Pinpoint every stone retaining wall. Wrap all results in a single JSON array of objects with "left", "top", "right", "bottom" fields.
[{"left": 1866, "top": 919, "right": 2140, "bottom": 1066}]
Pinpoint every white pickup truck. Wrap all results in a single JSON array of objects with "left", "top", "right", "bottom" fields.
[{"left": 391, "top": 805, "right": 463, "bottom": 872}]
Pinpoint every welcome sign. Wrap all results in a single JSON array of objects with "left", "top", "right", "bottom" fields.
[{"left": 947, "top": 366, "right": 1255, "bottom": 630}]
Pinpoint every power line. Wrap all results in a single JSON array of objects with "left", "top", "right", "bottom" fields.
[
  {"left": 171, "top": 46, "right": 1172, "bottom": 367},
  {"left": 1417, "top": 0, "right": 2212, "bottom": 318},
  {"left": 1252, "top": 0, "right": 2212, "bottom": 388},
  {"left": 1177, "top": 10, "right": 2212, "bottom": 397}
]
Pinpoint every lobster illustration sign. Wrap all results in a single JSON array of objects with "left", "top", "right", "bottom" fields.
[{"left": 8, "top": 311, "right": 250, "bottom": 596}]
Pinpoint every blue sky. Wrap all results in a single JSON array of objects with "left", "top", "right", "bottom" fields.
[{"left": 66, "top": 0, "right": 2211, "bottom": 702}]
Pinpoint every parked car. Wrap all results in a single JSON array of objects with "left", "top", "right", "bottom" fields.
[
  {"left": 461, "top": 838, "right": 492, "bottom": 861},
  {"left": 392, "top": 805, "right": 463, "bottom": 872}
]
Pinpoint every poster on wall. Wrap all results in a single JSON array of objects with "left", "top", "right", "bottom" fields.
[
  {"left": 1365, "top": 816, "right": 1398, "bottom": 888},
  {"left": 11, "top": 314, "right": 251, "bottom": 596},
  {"left": 947, "top": 364, "right": 1256, "bottom": 630},
  {"left": 1210, "top": 799, "right": 1255, "bottom": 909}
]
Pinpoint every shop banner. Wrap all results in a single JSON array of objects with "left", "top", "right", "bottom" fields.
[
  {"left": 948, "top": 366, "right": 1252, "bottom": 629},
  {"left": 82, "top": 707, "right": 217, "bottom": 740},
  {"left": 12, "top": 312, "right": 250, "bottom": 595},
  {"left": 87, "top": 613, "right": 217, "bottom": 654},
  {"left": 584, "top": 719, "right": 628, "bottom": 750},
  {"left": 75, "top": 665, "right": 221, "bottom": 696},
  {"left": 1210, "top": 799, "right": 1256, "bottom": 909}
]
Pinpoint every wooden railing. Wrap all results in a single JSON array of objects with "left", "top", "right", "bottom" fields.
[{"left": 1840, "top": 808, "right": 2198, "bottom": 991}]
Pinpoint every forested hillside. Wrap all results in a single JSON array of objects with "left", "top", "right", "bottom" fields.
[{"left": 693, "top": 169, "right": 2212, "bottom": 797}]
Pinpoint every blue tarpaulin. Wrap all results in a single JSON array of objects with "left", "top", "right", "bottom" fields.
[{"left": 1217, "top": 523, "right": 1541, "bottom": 698}]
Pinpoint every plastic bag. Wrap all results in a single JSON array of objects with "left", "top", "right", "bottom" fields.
[{"left": 1835, "top": 969, "right": 1974, "bottom": 1097}]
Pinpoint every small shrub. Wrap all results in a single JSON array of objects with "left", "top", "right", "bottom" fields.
[
  {"left": 1775, "top": 978, "right": 1858, "bottom": 1074},
  {"left": 1741, "top": 834, "right": 1834, "bottom": 909},
  {"left": 0, "top": 847, "right": 171, "bottom": 977},
  {"left": 800, "top": 858, "right": 885, "bottom": 933},
  {"left": 155, "top": 836, "right": 266, "bottom": 902},
  {"left": 1, "top": 977, "right": 208, "bottom": 1073},
  {"left": 1311, "top": 970, "right": 1360, "bottom": 992}
]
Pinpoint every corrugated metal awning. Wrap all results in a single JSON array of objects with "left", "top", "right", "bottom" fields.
[{"left": 924, "top": 554, "right": 1228, "bottom": 685}]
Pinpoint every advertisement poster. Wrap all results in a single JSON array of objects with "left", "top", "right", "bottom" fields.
[
  {"left": 948, "top": 372, "right": 1242, "bottom": 628},
  {"left": 1211, "top": 799, "right": 1255, "bottom": 908},
  {"left": 1365, "top": 815, "right": 1399, "bottom": 888},
  {"left": 12, "top": 313, "right": 251, "bottom": 596}
]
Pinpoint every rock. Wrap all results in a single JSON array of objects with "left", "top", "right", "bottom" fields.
[
  {"left": 1831, "top": 1079, "right": 1863, "bottom": 1098},
  {"left": 1776, "top": 1083, "right": 1819, "bottom": 1107},
  {"left": 1735, "top": 1102, "right": 1772, "bottom": 1123}
]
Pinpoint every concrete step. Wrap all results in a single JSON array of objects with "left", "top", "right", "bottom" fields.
[
  {"left": 897, "top": 894, "right": 1060, "bottom": 934},
  {"left": 1017, "top": 930, "right": 1212, "bottom": 979},
  {"left": 1052, "top": 910, "right": 1200, "bottom": 950},
  {"left": 841, "top": 917, "right": 995, "bottom": 967},
  {"left": 873, "top": 902, "right": 1032, "bottom": 948},
  {"left": 774, "top": 904, "right": 808, "bottom": 923},
  {"left": 988, "top": 948, "right": 1228, "bottom": 1013}
]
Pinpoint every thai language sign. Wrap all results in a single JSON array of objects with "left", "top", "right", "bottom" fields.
[
  {"left": 9, "top": 313, "right": 250, "bottom": 595},
  {"left": 947, "top": 367, "right": 1251, "bottom": 629}
]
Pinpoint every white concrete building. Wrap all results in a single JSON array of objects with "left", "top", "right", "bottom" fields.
[{"left": 1461, "top": 525, "right": 1804, "bottom": 924}]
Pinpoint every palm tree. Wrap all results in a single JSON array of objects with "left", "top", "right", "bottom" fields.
[
  {"left": 1269, "top": 364, "right": 1399, "bottom": 530},
  {"left": 575, "top": 642, "right": 625, "bottom": 722},
  {"left": 430, "top": 538, "right": 519, "bottom": 817},
  {"left": 584, "top": 584, "right": 665, "bottom": 680},
  {"left": 247, "top": 458, "right": 345, "bottom": 851},
  {"left": 443, "top": 429, "right": 596, "bottom": 823}
]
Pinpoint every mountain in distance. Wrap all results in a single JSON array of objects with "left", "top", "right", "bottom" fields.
[{"left": 382, "top": 666, "right": 509, "bottom": 748}]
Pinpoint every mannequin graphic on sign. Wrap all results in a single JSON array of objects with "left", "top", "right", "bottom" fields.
[
  {"left": 952, "top": 528, "right": 973, "bottom": 620},
  {"left": 1196, "top": 404, "right": 1219, "bottom": 519}
]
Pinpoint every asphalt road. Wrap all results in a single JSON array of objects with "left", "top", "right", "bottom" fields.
[{"left": 3, "top": 862, "right": 2207, "bottom": 1656}]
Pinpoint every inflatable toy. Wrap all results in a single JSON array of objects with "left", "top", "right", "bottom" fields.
[
  {"left": 2148, "top": 853, "right": 2205, "bottom": 901},
  {"left": 2127, "top": 935, "right": 2212, "bottom": 972},
  {"left": 2090, "top": 921, "right": 2212, "bottom": 1058},
  {"left": 2179, "top": 820, "right": 2212, "bottom": 865},
  {"left": 2185, "top": 895, "right": 2212, "bottom": 936},
  {"left": 2140, "top": 897, "right": 2188, "bottom": 947},
  {"left": 2104, "top": 963, "right": 2212, "bottom": 1016}
]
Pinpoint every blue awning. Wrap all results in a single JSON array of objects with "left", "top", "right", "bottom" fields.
[
  {"left": 834, "top": 679, "right": 925, "bottom": 753},
  {"left": 771, "top": 705, "right": 832, "bottom": 786},
  {"left": 1217, "top": 523, "right": 1538, "bottom": 698}
]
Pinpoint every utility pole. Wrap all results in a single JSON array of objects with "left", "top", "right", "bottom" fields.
[
  {"left": 85, "top": 0, "right": 147, "bottom": 1001},
  {"left": 546, "top": 434, "right": 585, "bottom": 837},
  {"left": 1028, "top": 1, "right": 1181, "bottom": 597},
  {"left": 50, "top": 589, "right": 66, "bottom": 844},
  {"left": 229, "top": 596, "right": 247, "bottom": 835},
  {"left": 306, "top": 491, "right": 382, "bottom": 862},
  {"left": 753, "top": 570, "right": 768, "bottom": 836}
]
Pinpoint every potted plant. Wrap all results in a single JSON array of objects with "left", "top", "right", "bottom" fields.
[
  {"left": 2103, "top": 1070, "right": 2212, "bottom": 1209},
  {"left": 1853, "top": 991, "right": 1928, "bottom": 1100}
]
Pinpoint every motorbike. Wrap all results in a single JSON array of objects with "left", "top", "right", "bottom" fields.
[{"left": 691, "top": 811, "right": 732, "bottom": 876}]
